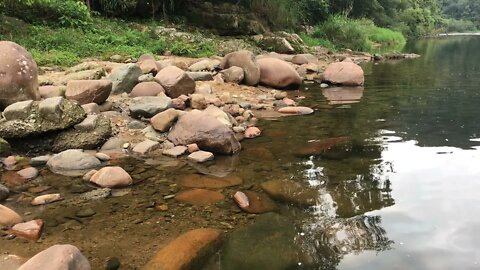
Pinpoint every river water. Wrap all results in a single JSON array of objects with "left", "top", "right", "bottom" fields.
[{"left": 209, "top": 36, "right": 480, "bottom": 269}]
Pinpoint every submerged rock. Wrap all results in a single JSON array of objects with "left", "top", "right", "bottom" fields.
[
  {"left": 175, "top": 189, "right": 225, "bottom": 205},
  {"left": 18, "top": 245, "right": 91, "bottom": 270},
  {"left": 261, "top": 180, "right": 320, "bottom": 206},
  {"left": 278, "top": 106, "right": 314, "bottom": 115},
  {"left": 47, "top": 149, "right": 101, "bottom": 176},
  {"left": 0, "top": 184, "right": 9, "bottom": 201},
  {"left": 31, "top": 194, "right": 62, "bottom": 206},
  {"left": 178, "top": 174, "right": 242, "bottom": 189},
  {"left": 234, "top": 190, "right": 277, "bottom": 214}
]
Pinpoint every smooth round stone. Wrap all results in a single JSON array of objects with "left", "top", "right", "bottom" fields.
[
  {"left": 244, "top": 127, "right": 261, "bottom": 139},
  {"left": 106, "top": 257, "right": 121, "bottom": 270},
  {"left": 0, "top": 204, "right": 22, "bottom": 228},
  {"left": 178, "top": 174, "right": 242, "bottom": 189},
  {"left": 278, "top": 106, "right": 314, "bottom": 115},
  {"left": 47, "top": 149, "right": 101, "bottom": 176},
  {"left": 234, "top": 191, "right": 277, "bottom": 214},
  {"left": 90, "top": 167, "right": 132, "bottom": 188},
  {"left": 31, "top": 194, "right": 62, "bottom": 206},
  {"left": 175, "top": 189, "right": 225, "bottom": 205},
  {"left": 16, "top": 167, "right": 39, "bottom": 180},
  {"left": 261, "top": 180, "right": 319, "bottom": 206},
  {"left": 94, "top": 153, "right": 111, "bottom": 161}
]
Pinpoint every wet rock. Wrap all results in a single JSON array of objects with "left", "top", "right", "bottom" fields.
[
  {"left": 0, "top": 97, "right": 86, "bottom": 139},
  {"left": 132, "top": 139, "right": 161, "bottom": 155},
  {"left": 168, "top": 110, "right": 241, "bottom": 155},
  {"left": 65, "top": 80, "right": 112, "bottom": 105},
  {"left": 178, "top": 174, "right": 242, "bottom": 189},
  {"left": 18, "top": 244, "right": 91, "bottom": 270},
  {"left": 0, "top": 41, "right": 40, "bottom": 109},
  {"left": 186, "top": 72, "right": 214, "bottom": 81},
  {"left": 129, "top": 95, "right": 173, "bottom": 118},
  {"left": 220, "top": 66, "right": 244, "bottom": 84},
  {"left": 295, "top": 137, "right": 349, "bottom": 157},
  {"left": 234, "top": 191, "right": 276, "bottom": 214},
  {"left": 17, "top": 167, "right": 39, "bottom": 180},
  {"left": 0, "top": 204, "right": 22, "bottom": 228},
  {"left": 0, "top": 137, "right": 11, "bottom": 156},
  {"left": 90, "top": 166, "right": 132, "bottom": 188},
  {"left": 244, "top": 127, "right": 261, "bottom": 139},
  {"left": 155, "top": 66, "right": 196, "bottom": 98},
  {"left": 130, "top": 81, "right": 165, "bottom": 97},
  {"left": 31, "top": 193, "right": 62, "bottom": 206},
  {"left": 151, "top": 108, "right": 180, "bottom": 132},
  {"left": 143, "top": 228, "right": 222, "bottom": 270},
  {"left": 0, "top": 184, "right": 9, "bottom": 201},
  {"left": 52, "top": 115, "right": 112, "bottom": 151},
  {"left": 220, "top": 50, "right": 260, "bottom": 86},
  {"left": 175, "top": 189, "right": 225, "bottom": 205},
  {"left": 163, "top": 146, "right": 188, "bottom": 158},
  {"left": 261, "top": 180, "right": 319, "bottom": 206},
  {"left": 322, "top": 87, "right": 364, "bottom": 105},
  {"left": 188, "top": 59, "right": 221, "bottom": 72},
  {"left": 257, "top": 58, "right": 302, "bottom": 89},
  {"left": 108, "top": 63, "right": 143, "bottom": 94},
  {"left": 187, "top": 151, "right": 214, "bottom": 163},
  {"left": 81, "top": 103, "right": 100, "bottom": 114},
  {"left": 30, "top": 155, "right": 51, "bottom": 166},
  {"left": 47, "top": 149, "right": 101, "bottom": 176},
  {"left": 323, "top": 61, "right": 364, "bottom": 86},
  {"left": 278, "top": 106, "right": 314, "bottom": 115},
  {"left": 79, "top": 188, "right": 111, "bottom": 201},
  {"left": 282, "top": 97, "right": 296, "bottom": 106},
  {"left": 75, "top": 208, "right": 96, "bottom": 218},
  {"left": 8, "top": 219, "right": 44, "bottom": 241},
  {"left": 39, "top": 85, "right": 64, "bottom": 98}
]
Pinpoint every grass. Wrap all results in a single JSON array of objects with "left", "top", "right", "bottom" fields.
[
  {"left": 0, "top": 16, "right": 217, "bottom": 66},
  {"left": 304, "top": 16, "right": 406, "bottom": 53}
]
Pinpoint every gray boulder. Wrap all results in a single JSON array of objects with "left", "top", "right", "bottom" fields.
[
  {"left": 129, "top": 95, "right": 173, "bottom": 118},
  {"left": 108, "top": 63, "right": 143, "bottom": 94},
  {"left": 47, "top": 149, "right": 101, "bottom": 176}
]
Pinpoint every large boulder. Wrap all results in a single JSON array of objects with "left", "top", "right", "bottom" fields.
[
  {"left": 47, "top": 149, "right": 101, "bottom": 176},
  {"left": 108, "top": 63, "right": 143, "bottom": 94},
  {"left": 65, "top": 80, "right": 112, "bottom": 105},
  {"left": 129, "top": 95, "right": 173, "bottom": 118},
  {"left": 0, "top": 97, "right": 86, "bottom": 139},
  {"left": 130, "top": 81, "right": 164, "bottom": 97},
  {"left": 323, "top": 61, "right": 365, "bottom": 86},
  {"left": 220, "top": 50, "right": 260, "bottom": 86},
  {"left": 0, "top": 41, "right": 40, "bottom": 109},
  {"left": 220, "top": 66, "right": 244, "bottom": 84},
  {"left": 257, "top": 58, "right": 302, "bottom": 89},
  {"left": 168, "top": 110, "right": 241, "bottom": 155},
  {"left": 155, "top": 66, "right": 196, "bottom": 98},
  {"left": 18, "top": 245, "right": 91, "bottom": 270}
]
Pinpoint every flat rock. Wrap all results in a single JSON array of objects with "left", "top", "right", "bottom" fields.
[
  {"left": 17, "top": 167, "right": 39, "bottom": 180},
  {"left": 278, "top": 106, "right": 314, "bottom": 115},
  {"left": 31, "top": 194, "right": 62, "bottom": 206},
  {"left": 47, "top": 149, "right": 101, "bottom": 176},
  {"left": 90, "top": 166, "right": 132, "bottom": 188},
  {"left": 178, "top": 174, "right": 242, "bottom": 189},
  {"left": 187, "top": 151, "right": 214, "bottom": 163},
  {"left": 18, "top": 244, "right": 91, "bottom": 270},
  {"left": 261, "top": 180, "right": 319, "bottom": 206},
  {"left": 129, "top": 95, "right": 173, "bottom": 118},
  {"left": 132, "top": 139, "right": 161, "bottom": 155},
  {"left": 175, "top": 189, "right": 225, "bottom": 205},
  {"left": 163, "top": 146, "right": 188, "bottom": 158}
]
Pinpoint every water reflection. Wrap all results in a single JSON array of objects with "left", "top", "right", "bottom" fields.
[{"left": 322, "top": 87, "right": 364, "bottom": 105}]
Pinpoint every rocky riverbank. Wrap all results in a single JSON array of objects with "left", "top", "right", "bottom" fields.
[{"left": 0, "top": 39, "right": 418, "bottom": 269}]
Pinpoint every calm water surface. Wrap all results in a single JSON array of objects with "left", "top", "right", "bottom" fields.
[{"left": 212, "top": 36, "right": 480, "bottom": 270}]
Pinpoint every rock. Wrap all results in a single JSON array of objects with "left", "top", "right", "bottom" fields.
[
  {"left": 195, "top": 84, "right": 212, "bottom": 95},
  {"left": 47, "top": 149, "right": 101, "bottom": 176},
  {"left": 167, "top": 110, "right": 241, "bottom": 155},
  {"left": 0, "top": 184, "right": 9, "bottom": 201},
  {"left": 278, "top": 106, "right": 314, "bottom": 115},
  {"left": 105, "top": 257, "right": 121, "bottom": 270},
  {"left": 323, "top": 61, "right": 365, "bottom": 86},
  {"left": 175, "top": 189, "right": 225, "bottom": 205},
  {"left": 0, "top": 254, "right": 26, "bottom": 270},
  {"left": 0, "top": 137, "right": 11, "bottom": 156},
  {"left": 0, "top": 97, "right": 86, "bottom": 139},
  {"left": 171, "top": 97, "right": 186, "bottom": 110},
  {"left": 95, "top": 152, "right": 111, "bottom": 161},
  {"left": 234, "top": 191, "right": 276, "bottom": 214},
  {"left": 322, "top": 87, "right": 364, "bottom": 105},
  {"left": 256, "top": 36, "right": 295, "bottom": 54},
  {"left": 59, "top": 68, "right": 106, "bottom": 85},
  {"left": 190, "top": 94, "right": 207, "bottom": 110},
  {"left": 65, "top": 80, "right": 112, "bottom": 105},
  {"left": 143, "top": 229, "right": 222, "bottom": 270},
  {"left": 52, "top": 115, "right": 112, "bottom": 151},
  {"left": 130, "top": 81, "right": 165, "bottom": 97},
  {"left": 150, "top": 108, "right": 180, "bottom": 132},
  {"left": 0, "top": 204, "right": 22, "bottom": 228},
  {"left": 83, "top": 170, "right": 97, "bottom": 181},
  {"left": 8, "top": 219, "right": 43, "bottom": 241},
  {"left": 142, "top": 125, "right": 167, "bottom": 142},
  {"left": 178, "top": 174, "right": 242, "bottom": 189},
  {"left": 81, "top": 103, "right": 100, "bottom": 114},
  {"left": 220, "top": 66, "right": 244, "bottom": 84},
  {"left": 261, "top": 180, "right": 320, "bottom": 206},
  {"left": 0, "top": 41, "right": 40, "bottom": 109},
  {"left": 220, "top": 50, "right": 260, "bottom": 86},
  {"left": 129, "top": 95, "right": 173, "bottom": 118},
  {"left": 186, "top": 72, "right": 214, "bottom": 81},
  {"left": 98, "top": 101, "right": 113, "bottom": 112},
  {"left": 30, "top": 155, "right": 51, "bottom": 166},
  {"left": 257, "top": 58, "right": 302, "bottom": 89},
  {"left": 244, "top": 127, "right": 261, "bottom": 139},
  {"left": 18, "top": 245, "right": 91, "bottom": 270},
  {"left": 132, "top": 139, "right": 161, "bottom": 155},
  {"left": 79, "top": 188, "right": 111, "bottom": 201},
  {"left": 17, "top": 167, "right": 39, "bottom": 180},
  {"left": 108, "top": 63, "right": 143, "bottom": 94},
  {"left": 128, "top": 120, "right": 147, "bottom": 130},
  {"left": 90, "top": 166, "right": 132, "bottom": 188},
  {"left": 292, "top": 54, "right": 318, "bottom": 65},
  {"left": 204, "top": 105, "right": 232, "bottom": 127},
  {"left": 76, "top": 208, "right": 96, "bottom": 218},
  {"left": 2, "top": 100, "right": 33, "bottom": 120},
  {"left": 39, "top": 85, "right": 64, "bottom": 98},
  {"left": 187, "top": 151, "right": 214, "bottom": 163},
  {"left": 188, "top": 59, "right": 221, "bottom": 72},
  {"left": 163, "top": 146, "right": 188, "bottom": 158},
  {"left": 3, "top": 155, "right": 16, "bottom": 167},
  {"left": 155, "top": 66, "right": 196, "bottom": 98},
  {"left": 31, "top": 194, "right": 62, "bottom": 205},
  {"left": 187, "top": 143, "right": 199, "bottom": 153},
  {"left": 139, "top": 59, "right": 158, "bottom": 75},
  {"left": 295, "top": 137, "right": 349, "bottom": 157},
  {"left": 282, "top": 97, "right": 295, "bottom": 106},
  {"left": 101, "top": 138, "right": 125, "bottom": 151},
  {"left": 138, "top": 73, "right": 155, "bottom": 83}
]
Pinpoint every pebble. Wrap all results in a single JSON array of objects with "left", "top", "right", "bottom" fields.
[
  {"left": 187, "top": 151, "right": 214, "bottom": 163},
  {"left": 8, "top": 219, "right": 44, "bottom": 241},
  {"left": 163, "top": 146, "right": 188, "bottom": 158},
  {"left": 95, "top": 153, "right": 111, "bottom": 161},
  {"left": 31, "top": 194, "right": 62, "bottom": 206},
  {"left": 320, "top": 83, "right": 329, "bottom": 88},
  {"left": 16, "top": 167, "right": 39, "bottom": 180},
  {"left": 244, "top": 127, "right": 261, "bottom": 139},
  {"left": 83, "top": 170, "right": 98, "bottom": 181}
]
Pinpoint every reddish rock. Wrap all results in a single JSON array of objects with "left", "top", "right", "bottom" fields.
[
  {"left": 220, "top": 66, "right": 244, "bottom": 84},
  {"left": 257, "top": 58, "right": 302, "bottom": 89},
  {"left": 163, "top": 146, "right": 188, "bottom": 158},
  {"left": 2, "top": 155, "right": 16, "bottom": 167},
  {"left": 8, "top": 219, "right": 44, "bottom": 241},
  {"left": 295, "top": 137, "right": 349, "bottom": 157},
  {"left": 323, "top": 61, "right": 365, "bottom": 86},
  {"left": 178, "top": 174, "right": 242, "bottom": 189},
  {"left": 2, "top": 171, "right": 26, "bottom": 186},
  {"left": 143, "top": 229, "right": 222, "bottom": 270},
  {"left": 130, "top": 81, "right": 165, "bottom": 97},
  {"left": 278, "top": 106, "right": 314, "bottom": 115},
  {"left": 175, "top": 189, "right": 225, "bottom": 205},
  {"left": 0, "top": 204, "right": 22, "bottom": 228},
  {"left": 261, "top": 180, "right": 320, "bottom": 206},
  {"left": 65, "top": 80, "right": 112, "bottom": 105},
  {"left": 234, "top": 191, "right": 277, "bottom": 214},
  {"left": 282, "top": 97, "right": 296, "bottom": 106},
  {"left": 16, "top": 167, "right": 39, "bottom": 180},
  {"left": 0, "top": 41, "right": 40, "bottom": 109},
  {"left": 90, "top": 166, "right": 132, "bottom": 188},
  {"left": 187, "top": 143, "right": 199, "bottom": 153},
  {"left": 244, "top": 127, "right": 261, "bottom": 139},
  {"left": 220, "top": 50, "right": 260, "bottom": 86},
  {"left": 150, "top": 108, "right": 180, "bottom": 132},
  {"left": 132, "top": 140, "right": 160, "bottom": 155},
  {"left": 155, "top": 66, "right": 195, "bottom": 98},
  {"left": 190, "top": 93, "right": 207, "bottom": 110},
  {"left": 18, "top": 245, "right": 91, "bottom": 270}
]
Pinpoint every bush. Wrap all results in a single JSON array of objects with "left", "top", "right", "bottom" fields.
[
  {"left": 2, "top": 0, "right": 91, "bottom": 27},
  {"left": 440, "top": 18, "right": 477, "bottom": 33}
]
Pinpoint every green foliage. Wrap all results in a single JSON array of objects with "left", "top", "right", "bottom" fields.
[
  {"left": 438, "top": 18, "right": 477, "bottom": 33},
  {"left": 2, "top": 0, "right": 91, "bottom": 27},
  {"left": 309, "top": 16, "right": 406, "bottom": 52},
  {"left": 440, "top": 0, "right": 480, "bottom": 29}
]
